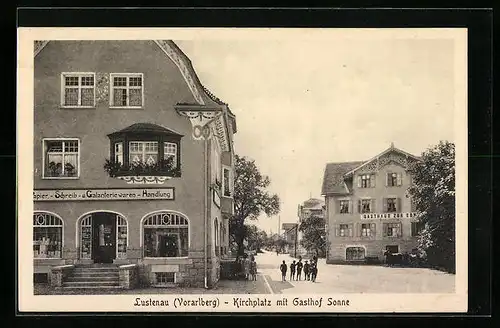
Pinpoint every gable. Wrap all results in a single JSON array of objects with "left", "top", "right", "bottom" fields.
[{"left": 345, "top": 147, "right": 421, "bottom": 177}]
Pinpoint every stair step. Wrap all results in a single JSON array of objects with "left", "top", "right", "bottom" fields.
[
  {"left": 61, "top": 286, "right": 124, "bottom": 290},
  {"left": 66, "top": 276, "right": 120, "bottom": 282},
  {"left": 63, "top": 281, "right": 121, "bottom": 287}
]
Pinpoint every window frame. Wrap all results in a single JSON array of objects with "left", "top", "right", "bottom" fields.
[
  {"left": 42, "top": 138, "right": 81, "bottom": 179},
  {"left": 141, "top": 211, "right": 190, "bottom": 259},
  {"left": 338, "top": 199, "right": 351, "bottom": 214},
  {"left": 383, "top": 222, "right": 402, "bottom": 238},
  {"left": 33, "top": 211, "right": 64, "bottom": 259},
  {"left": 387, "top": 172, "right": 403, "bottom": 187},
  {"left": 109, "top": 73, "right": 144, "bottom": 109},
  {"left": 386, "top": 197, "right": 398, "bottom": 213},
  {"left": 60, "top": 72, "right": 96, "bottom": 108},
  {"left": 411, "top": 221, "right": 425, "bottom": 237},
  {"left": 222, "top": 165, "right": 233, "bottom": 198}
]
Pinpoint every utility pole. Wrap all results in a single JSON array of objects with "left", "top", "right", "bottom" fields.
[{"left": 294, "top": 224, "right": 298, "bottom": 259}]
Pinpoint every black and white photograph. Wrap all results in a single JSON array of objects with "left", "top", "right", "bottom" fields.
[{"left": 18, "top": 27, "right": 468, "bottom": 312}]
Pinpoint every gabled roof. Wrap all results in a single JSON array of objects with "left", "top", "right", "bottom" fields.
[
  {"left": 321, "top": 161, "right": 365, "bottom": 195},
  {"left": 301, "top": 198, "right": 325, "bottom": 209},
  {"left": 107, "top": 123, "right": 183, "bottom": 137}
]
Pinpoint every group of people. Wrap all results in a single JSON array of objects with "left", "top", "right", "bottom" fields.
[
  {"left": 279, "top": 256, "right": 318, "bottom": 283},
  {"left": 237, "top": 254, "right": 258, "bottom": 281}
]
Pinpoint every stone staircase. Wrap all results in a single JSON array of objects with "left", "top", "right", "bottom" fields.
[{"left": 62, "top": 264, "right": 122, "bottom": 290}]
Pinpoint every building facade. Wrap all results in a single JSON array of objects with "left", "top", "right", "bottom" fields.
[
  {"left": 321, "top": 144, "right": 423, "bottom": 264},
  {"left": 33, "top": 40, "right": 237, "bottom": 288},
  {"left": 297, "top": 198, "right": 325, "bottom": 257}
]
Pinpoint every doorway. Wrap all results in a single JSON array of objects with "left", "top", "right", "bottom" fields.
[
  {"left": 385, "top": 245, "right": 399, "bottom": 254},
  {"left": 92, "top": 213, "right": 116, "bottom": 263}
]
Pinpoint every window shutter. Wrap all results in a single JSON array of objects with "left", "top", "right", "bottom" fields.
[
  {"left": 348, "top": 224, "right": 353, "bottom": 237},
  {"left": 382, "top": 223, "right": 387, "bottom": 237},
  {"left": 358, "top": 199, "right": 362, "bottom": 213},
  {"left": 335, "top": 227, "right": 339, "bottom": 237},
  {"left": 370, "top": 223, "right": 376, "bottom": 237},
  {"left": 397, "top": 198, "right": 402, "bottom": 213},
  {"left": 410, "top": 198, "right": 416, "bottom": 212},
  {"left": 336, "top": 200, "right": 341, "bottom": 214},
  {"left": 357, "top": 176, "right": 362, "bottom": 188},
  {"left": 370, "top": 198, "right": 376, "bottom": 213},
  {"left": 348, "top": 200, "right": 352, "bottom": 214},
  {"left": 397, "top": 173, "right": 402, "bottom": 186},
  {"left": 385, "top": 173, "right": 389, "bottom": 187},
  {"left": 397, "top": 223, "right": 402, "bottom": 237},
  {"left": 370, "top": 174, "right": 376, "bottom": 187},
  {"left": 382, "top": 198, "right": 388, "bottom": 213}
]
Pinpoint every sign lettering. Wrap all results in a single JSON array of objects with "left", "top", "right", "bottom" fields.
[{"left": 33, "top": 188, "right": 175, "bottom": 202}]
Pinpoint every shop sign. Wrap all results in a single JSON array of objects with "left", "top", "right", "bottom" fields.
[
  {"left": 33, "top": 188, "right": 175, "bottom": 202},
  {"left": 360, "top": 212, "right": 417, "bottom": 220}
]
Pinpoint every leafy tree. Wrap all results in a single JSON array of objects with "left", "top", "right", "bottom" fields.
[
  {"left": 244, "top": 225, "right": 268, "bottom": 251},
  {"left": 407, "top": 141, "right": 455, "bottom": 273},
  {"left": 230, "top": 155, "right": 280, "bottom": 255},
  {"left": 299, "top": 214, "right": 327, "bottom": 257}
]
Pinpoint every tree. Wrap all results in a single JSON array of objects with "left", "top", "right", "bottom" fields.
[
  {"left": 230, "top": 155, "right": 280, "bottom": 256},
  {"left": 407, "top": 141, "right": 455, "bottom": 273},
  {"left": 299, "top": 214, "right": 327, "bottom": 257},
  {"left": 244, "top": 225, "right": 268, "bottom": 251}
]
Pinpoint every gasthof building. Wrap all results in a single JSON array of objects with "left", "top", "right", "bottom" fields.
[
  {"left": 33, "top": 40, "right": 236, "bottom": 289},
  {"left": 321, "top": 144, "right": 424, "bottom": 264}
]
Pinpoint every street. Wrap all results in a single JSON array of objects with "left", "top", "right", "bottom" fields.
[{"left": 255, "top": 250, "right": 455, "bottom": 294}]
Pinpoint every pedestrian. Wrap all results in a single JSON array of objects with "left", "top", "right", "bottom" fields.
[
  {"left": 296, "top": 259, "right": 303, "bottom": 281},
  {"left": 289, "top": 260, "right": 296, "bottom": 281},
  {"left": 303, "top": 260, "right": 310, "bottom": 281},
  {"left": 250, "top": 256, "right": 257, "bottom": 281},
  {"left": 280, "top": 260, "right": 287, "bottom": 282},
  {"left": 311, "top": 262, "right": 318, "bottom": 282},
  {"left": 243, "top": 254, "right": 251, "bottom": 280}
]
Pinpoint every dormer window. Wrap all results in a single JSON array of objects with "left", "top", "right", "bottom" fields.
[{"left": 105, "top": 123, "right": 182, "bottom": 178}]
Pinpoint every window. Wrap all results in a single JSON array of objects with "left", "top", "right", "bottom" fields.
[
  {"left": 222, "top": 166, "right": 232, "bottom": 197},
  {"left": 387, "top": 172, "right": 403, "bottom": 187},
  {"left": 130, "top": 141, "right": 158, "bottom": 165},
  {"left": 411, "top": 221, "right": 425, "bottom": 237},
  {"left": 384, "top": 222, "right": 402, "bottom": 237},
  {"left": 361, "top": 223, "right": 375, "bottom": 237},
  {"left": 43, "top": 139, "right": 79, "bottom": 178},
  {"left": 358, "top": 199, "right": 374, "bottom": 213},
  {"left": 337, "top": 224, "right": 352, "bottom": 237},
  {"left": 155, "top": 272, "right": 175, "bottom": 285},
  {"left": 338, "top": 200, "right": 351, "bottom": 214},
  {"left": 61, "top": 73, "right": 95, "bottom": 107},
  {"left": 107, "top": 123, "right": 183, "bottom": 177},
  {"left": 358, "top": 174, "right": 376, "bottom": 188},
  {"left": 384, "top": 198, "right": 399, "bottom": 213},
  {"left": 33, "top": 212, "right": 63, "bottom": 259},
  {"left": 143, "top": 212, "right": 189, "bottom": 258},
  {"left": 214, "top": 218, "right": 220, "bottom": 256},
  {"left": 346, "top": 247, "right": 365, "bottom": 261},
  {"left": 164, "top": 142, "right": 178, "bottom": 168},
  {"left": 110, "top": 73, "right": 144, "bottom": 108}
]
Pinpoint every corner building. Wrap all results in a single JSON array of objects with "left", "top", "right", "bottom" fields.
[
  {"left": 321, "top": 144, "right": 424, "bottom": 264},
  {"left": 33, "top": 40, "right": 237, "bottom": 288}
]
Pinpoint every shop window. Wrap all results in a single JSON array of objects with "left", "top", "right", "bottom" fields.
[
  {"left": 106, "top": 123, "right": 183, "bottom": 178},
  {"left": 33, "top": 212, "right": 63, "bottom": 259},
  {"left": 346, "top": 247, "right": 365, "bottom": 261},
  {"left": 155, "top": 272, "right": 175, "bottom": 285},
  {"left": 110, "top": 73, "right": 143, "bottom": 108},
  {"left": 61, "top": 73, "right": 95, "bottom": 107},
  {"left": 43, "top": 139, "right": 79, "bottom": 178},
  {"left": 143, "top": 212, "right": 189, "bottom": 258}
]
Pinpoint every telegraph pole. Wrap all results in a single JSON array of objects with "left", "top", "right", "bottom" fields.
[{"left": 294, "top": 224, "right": 298, "bottom": 258}]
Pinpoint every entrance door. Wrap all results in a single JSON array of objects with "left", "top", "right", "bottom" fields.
[
  {"left": 159, "top": 234, "right": 179, "bottom": 258},
  {"left": 92, "top": 213, "right": 116, "bottom": 263}
]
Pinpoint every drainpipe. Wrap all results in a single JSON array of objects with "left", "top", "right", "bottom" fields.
[{"left": 204, "top": 138, "right": 209, "bottom": 289}]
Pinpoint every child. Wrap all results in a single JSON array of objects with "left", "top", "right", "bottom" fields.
[
  {"left": 280, "top": 260, "right": 287, "bottom": 281},
  {"left": 296, "top": 259, "right": 303, "bottom": 281},
  {"left": 310, "top": 262, "right": 318, "bottom": 282},
  {"left": 303, "top": 260, "right": 310, "bottom": 281},
  {"left": 250, "top": 256, "right": 257, "bottom": 281}
]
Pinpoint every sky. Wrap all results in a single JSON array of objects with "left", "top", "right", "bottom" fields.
[{"left": 175, "top": 35, "right": 456, "bottom": 236}]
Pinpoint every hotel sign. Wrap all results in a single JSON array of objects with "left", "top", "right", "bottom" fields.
[
  {"left": 360, "top": 212, "right": 417, "bottom": 220},
  {"left": 33, "top": 188, "right": 175, "bottom": 202}
]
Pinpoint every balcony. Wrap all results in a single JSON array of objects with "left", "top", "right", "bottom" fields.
[{"left": 360, "top": 212, "right": 418, "bottom": 220}]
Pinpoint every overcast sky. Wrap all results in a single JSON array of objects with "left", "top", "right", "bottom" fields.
[{"left": 176, "top": 36, "right": 456, "bottom": 235}]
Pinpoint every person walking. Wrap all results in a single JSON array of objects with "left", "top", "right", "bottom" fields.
[
  {"left": 280, "top": 260, "right": 287, "bottom": 282},
  {"left": 311, "top": 261, "right": 318, "bottom": 282},
  {"left": 289, "top": 260, "right": 296, "bottom": 281},
  {"left": 243, "top": 254, "right": 251, "bottom": 280},
  {"left": 250, "top": 256, "right": 257, "bottom": 281},
  {"left": 303, "top": 260, "right": 310, "bottom": 281},
  {"left": 296, "top": 259, "right": 303, "bottom": 281}
]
